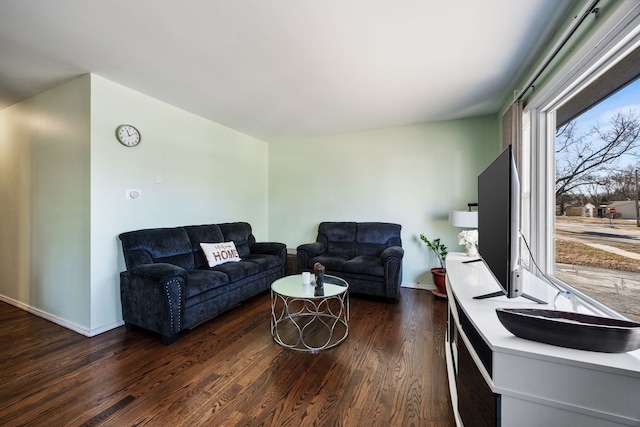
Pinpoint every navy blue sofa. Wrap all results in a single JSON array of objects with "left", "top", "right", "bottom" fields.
[
  {"left": 297, "top": 222, "right": 403, "bottom": 303},
  {"left": 119, "top": 222, "right": 286, "bottom": 344}
]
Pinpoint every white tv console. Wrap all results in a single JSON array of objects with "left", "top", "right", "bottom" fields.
[{"left": 445, "top": 253, "right": 640, "bottom": 427}]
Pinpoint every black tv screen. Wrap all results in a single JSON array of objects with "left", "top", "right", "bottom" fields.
[
  {"left": 478, "top": 146, "right": 518, "bottom": 297},
  {"left": 476, "top": 146, "right": 544, "bottom": 303}
]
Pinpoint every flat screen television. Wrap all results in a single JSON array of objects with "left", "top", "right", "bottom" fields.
[{"left": 475, "top": 145, "right": 544, "bottom": 304}]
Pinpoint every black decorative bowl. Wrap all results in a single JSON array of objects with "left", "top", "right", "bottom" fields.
[{"left": 496, "top": 308, "right": 640, "bottom": 353}]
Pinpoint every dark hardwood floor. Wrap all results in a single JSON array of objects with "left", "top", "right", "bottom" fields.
[{"left": 0, "top": 287, "right": 455, "bottom": 426}]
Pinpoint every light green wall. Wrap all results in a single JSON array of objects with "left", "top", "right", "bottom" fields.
[
  {"left": 0, "top": 74, "right": 269, "bottom": 334},
  {"left": 268, "top": 117, "right": 498, "bottom": 286},
  {"left": 89, "top": 75, "right": 270, "bottom": 331},
  {"left": 1, "top": 73, "right": 496, "bottom": 332},
  {"left": 0, "top": 75, "right": 91, "bottom": 328}
]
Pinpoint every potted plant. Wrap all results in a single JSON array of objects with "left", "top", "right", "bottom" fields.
[{"left": 419, "top": 234, "right": 448, "bottom": 298}]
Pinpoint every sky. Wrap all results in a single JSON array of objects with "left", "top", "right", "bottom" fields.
[
  {"left": 558, "top": 76, "right": 640, "bottom": 170},
  {"left": 575, "top": 77, "right": 640, "bottom": 130}
]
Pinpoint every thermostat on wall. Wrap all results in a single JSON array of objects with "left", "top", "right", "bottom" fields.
[{"left": 126, "top": 189, "right": 141, "bottom": 200}]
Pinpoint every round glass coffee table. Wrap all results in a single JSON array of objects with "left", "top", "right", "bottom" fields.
[{"left": 270, "top": 274, "right": 349, "bottom": 352}]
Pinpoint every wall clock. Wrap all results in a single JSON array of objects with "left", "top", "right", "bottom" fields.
[{"left": 115, "top": 124, "right": 141, "bottom": 147}]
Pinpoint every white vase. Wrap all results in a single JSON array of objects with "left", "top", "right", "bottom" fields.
[{"left": 465, "top": 244, "right": 478, "bottom": 257}]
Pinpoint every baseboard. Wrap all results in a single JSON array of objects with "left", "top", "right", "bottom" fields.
[
  {"left": 89, "top": 319, "right": 125, "bottom": 337},
  {"left": 0, "top": 294, "right": 124, "bottom": 337},
  {"left": 401, "top": 282, "right": 436, "bottom": 291}
]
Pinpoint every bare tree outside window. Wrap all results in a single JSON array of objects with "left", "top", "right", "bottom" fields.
[
  {"left": 554, "top": 79, "right": 640, "bottom": 322},
  {"left": 556, "top": 111, "right": 640, "bottom": 214}
]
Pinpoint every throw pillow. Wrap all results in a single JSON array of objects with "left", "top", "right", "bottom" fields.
[{"left": 200, "top": 242, "right": 241, "bottom": 267}]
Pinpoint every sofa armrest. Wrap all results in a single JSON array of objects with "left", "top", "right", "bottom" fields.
[
  {"left": 250, "top": 242, "right": 286, "bottom": 277},
  {"left": 380, "top": 246, "right": 404, "bottom": 302},
  {"left": 381, "top": 246, "right": 404, "bottom": 262},
  {"left": 296, "top": 242, "right": 326, "bottom": 272},
  {"left": 128, "top": 263, "right": 188, "bottom": 282},
  {"left": 251, "top": 242, "right": 286, "bottom": 256},
  {"left": 297, "top": 242, "right": 326, "bottom": 258},
  {"left": 120, "top": 263, "right": 187, "bottom": 344}
]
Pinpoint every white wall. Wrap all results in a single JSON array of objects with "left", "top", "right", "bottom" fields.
[
  {"left": 268, "top": 117, "right": 498, "bottom": 287},
  {"left": 89, "top": 75, "right": 270, "bottom": 332},
  {"left": 0, "top": 75, "right": 91, "bottom": 328}
]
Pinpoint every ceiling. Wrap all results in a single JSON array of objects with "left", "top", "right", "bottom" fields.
[{"left": 0, "top": 0, "right": 577, "bottom": 141}]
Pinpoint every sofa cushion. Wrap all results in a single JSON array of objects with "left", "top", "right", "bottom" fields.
[
  {"left": 242, "top": 253, "right": 282, "bottom": 271},
  {"left": 184, "top": 224, "right": 225, "bottom": 268},
  {"left": 200, "top": 242, "right": 241, "bottom": 267},
  {"left": 184, "top": 269, "right": 230, "bottom": 299},
  {"left": 212, "top": 260, "right": 260, "bottom": 281},
  {"left": 317, "top": 222, "right": 357, "bottom": 256},
  {"left": 119, "top": 227, "right": 195, "bottom": 270},
  {"left": 309, "top": 253, "right": 351, "bottom": 271},
  {"left": 343, "top": 255, "right": 385, "bottom": 276},
  {"left": 219, "top": 222, "right": 255, "bottom": 257}
]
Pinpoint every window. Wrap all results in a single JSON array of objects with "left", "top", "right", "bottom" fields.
[
  {"left": 524, "top": 3, "right": 640, "bottom": 321},
  {"left": 554, "top": 78, "right": 640, "bottom": 321}
]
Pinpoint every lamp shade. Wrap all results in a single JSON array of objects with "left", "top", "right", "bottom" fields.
[{"left": 449, "top": 210, "right": 478, "bottom": 228}]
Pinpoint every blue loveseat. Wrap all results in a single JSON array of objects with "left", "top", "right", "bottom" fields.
[
  {"left": 119, "top": 222, "right": 286, "bottom": 344},
  {"left": 297, "top": 222, "right": 403, "bottom": 303}
]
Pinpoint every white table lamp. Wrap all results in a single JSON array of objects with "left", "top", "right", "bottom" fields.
[
  {"left": 449, "top": 210, "right": 478, "bottom": 228},
  {"left": 449, "top": 202, "right": 478, "bottom": 228}
]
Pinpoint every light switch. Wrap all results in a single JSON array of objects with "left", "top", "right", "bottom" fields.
[{"left": 155, "top": 172, "right": 162, "bottom": 184}]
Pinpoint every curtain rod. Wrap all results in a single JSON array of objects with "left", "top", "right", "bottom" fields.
[{"left": 515, "top": 0, "right": 601, "bottom": 102}]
